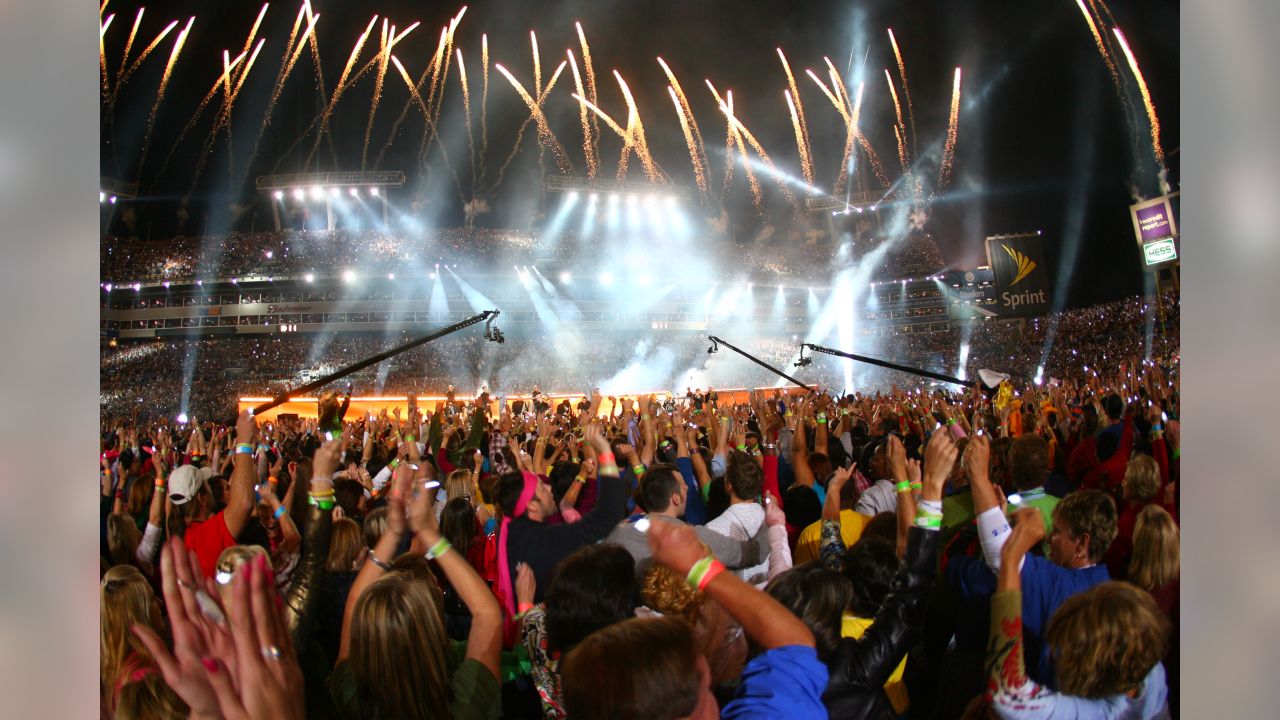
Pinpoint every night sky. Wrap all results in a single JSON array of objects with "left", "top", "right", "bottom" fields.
[{"left": 100, "top": 0, "right": 1179, "bottom": 308}]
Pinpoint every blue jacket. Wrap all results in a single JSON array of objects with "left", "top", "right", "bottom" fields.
[{"left": 948, "top": 553, "right": 1110, "bottom": 686}]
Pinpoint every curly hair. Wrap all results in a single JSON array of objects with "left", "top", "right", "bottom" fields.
[
  {"left": 1046, "top": 581, "right": 1169, "bottom": 697},
  {"left": 641, "top": 558, "right": 705, "bottom": 625},
  {"left": 1053, "top": 489, "right": 1118, "bottom": 563}
]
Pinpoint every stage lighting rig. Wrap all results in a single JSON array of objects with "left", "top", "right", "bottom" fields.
[{"left": 483, "top": 311, "right": 505, "bottom": 344}]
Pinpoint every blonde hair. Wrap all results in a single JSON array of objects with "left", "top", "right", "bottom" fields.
[
  {"left": 445, "top": 469, "right": 474, "bottom": 503},
  {"left": 1046, "top": 581, "right": 1169, "bottom": 698},
  {"left": 100, "top": 565, "right": 161, "bottom": 708},
  {"left": 1122, "top": 455, "right": 1161, "bottom": 502},
  {"left": 1128, "top": 505, "right": 1179, "bottom": 591},
  {"left": 349, "top": 573, "right": 452, "bottom": 720},
  {"left": 641, "top": 563, "right": 704, "bottom": 625},
  {"left": 326, "top": 518, "right": 366, "bottom": 573},
  {"left": 215, "top": 544, "right": 268, "bottom": 578},
  {"left": 107, "top": 514, "right": 142, "bottom": 568}
]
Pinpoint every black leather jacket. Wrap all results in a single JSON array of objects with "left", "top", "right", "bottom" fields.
[{"left": 822, "top": 526, "right": 940, "bottom": 720}]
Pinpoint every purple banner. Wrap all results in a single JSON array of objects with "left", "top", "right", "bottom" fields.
[{"left": 1135, "top": 203, "right": 1173, "bottom": 241}]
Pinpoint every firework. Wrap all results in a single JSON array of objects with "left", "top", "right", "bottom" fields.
[
  {"left": 569, "top": 93, "right": 628, "bottom": 139},
  {"left": 805, "top": 68, "right": 847, "bottom": 122},
  {"left": 112, "top": 8, "right": 144, "bottom": 100},
  {"left": 777, "top": 49, "right": 813, "bottom": 186},
  {"left": 784, "top": 90, "right": 813, "bottom": 194},
  {"left": 306, "top": 14, "right": 378, "bottom": 170},
  {"left": 656, "top": 57, "right": 707, "bottom": 178},
  {"left": 668, "top": 85, "right": 707, "bottom": 197},
  {"left": 939, "top": 67, "right": 962, "bottom": 190},
  {"left": 567, "top": 50, "right": 598, "bottom": 178},
  {"left": 100, "top": 13, "right": 115, "bottom": 97},
  {"left": 706, "top": 82, "right": 761, "bottom": 210},
  {"left": 136, "top": 16, "right": 193, "bottom": 178},
  {"left": 884, "top": 68, "right": 908, "bottom": 171},
  {"left": 392, "top": 54, "right": 465, "bottom": 204},
  {"left": 119, "top": 19, "right": 179, "bottom": 93},
  {"left": 479, "top": 34, "right": 490, "bottom": 180},
  {"left": 725, "top": 101, "right": 795, "bottom": 206},
  {"left": 494, "top": 63, "right": 574, "bottom": 174},
  {"left": 302, "top": 0, "right": 338, "bottom": 167},
  {"left": 530, "top": 31, "right": 541, "bottom": 96},
  {"left": 887, "top": 28, "right": 917, "bottom": 156},
  {"left": 1113, "top": 28, "right": 1165, "bottom": 166},
  {"left": 360, "top": 18, "right": 400, "bottom": 170},
  {"left": 154, "top": 49, "right": 246, "bottom": 182},
  {"left": 457, "top": 48, "right": 476, "bottom": 182},
  {"left": 1075, "top": 0, "right": 1119, "bottom": 85},
  {"left": 242, "top": 5, "right": 316, "bottom": 182},
  {"left": 613, "top": 70, "right": 661, "bottom": 182},
  {"left": 575, "top": 22, "right": 601, "bottom": 166}
]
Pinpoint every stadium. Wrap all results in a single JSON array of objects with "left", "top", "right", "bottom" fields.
[{"left": 96, "top": 2, "right": 1181, "bottom": 719}]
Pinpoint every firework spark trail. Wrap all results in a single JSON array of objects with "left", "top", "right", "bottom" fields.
[
  {"left": 857, "top": 133, "right": 891, "bottom": 188},
  {"left": 491, "top": 54, "right": 570, "bottom": 190},
  {"left": 1074, "top": 0, "right": 1120, "bottom": 86},
  {"left": 100, "top": 13, "right": 114, "bottom": 97},
  {"left": 391, "top": 54, "right": 465, "bottom": 204},
  {"left": 111, "top": 8, "right": 144, "bottom": 104},
  {"left": 568, "top": 50, "right": 598, "bottom": 178},
  {"left": 100, "top": 0, "right": 109, "bottom": 17},
  {"left": 360, "top": 19, "right": 396, "bottom": 170},
  {"left": 656, "top": 58, "right": 707, "bottom": 163},
  {"left": 706, "top": 82, "right": 761, "bottom": 210},
  {"left": 154, "top": 51, "right": 245, "bottom": 182},
  {"left": 784, "top": 90, "right": 813, "bottom": 194},
  {"left": 240, "top": 3, "right": 269, "bottom": 59},
  {"left": 531, "top": 31, "right": 541, "bottom": 95},
  {"left": 246, "top": 4, "right": 314, "bottom": 169},
  {"left": 805, "top": 69, "right": 848, "bottom": 122},
  {"left": 613, "top": 70, "right": 661, "bottom": 182},
  {"left": 182, "top": 45, "right": 256, "bottom": 195},
  {"left": 718, "top": 97, "right": 794, "bottom": 206},
  {"left": 430, "top": 20, "right": 458, "bottom": 127},
  {"left": 569, "top": 94, "right": 629, "bottom": 139},
  {"left": 119, "top": 19, "right": 179, "bottom": 89},
  {"left": 305, "top": 15, "right": 378, "bottom": 170},
  {"left": 136, "top": 16, "right": 193, "bottom": 179},
  {"left": 374, "top": 26, "right": 446, "bottom": 173},
  {"left": 479, "top": 35, "right": 490, "bottom": 181},
  {"left": 301, "top": 0, "right": 340, "bottom": 167},
  {"left": 777, "top": 49, "right": 813, "bottom": 186},
  {"left": 218, "top": 5, "right": 269, "bottom": 168},
  {"left": 668, "top": 85, "right": 707, "bottom": 197},
  {"left": 887, "top": 28, "right": 917, "bottom": 157},
  {"left": 1113, "top": 28, "right": 1165, "bottom": 167},
  {"left": 457, "top": 48, "right": 477, "bottom": 184},
  {"left": 575, "top": 22, "right": 602, "bottom": 170},
  {"left": 494, "top": 63, "right": 574, "bottom": 174},
  {"left": 939, "top": 67, "right": 962, "bottom": 190},
  {"left": 883, "top": 68, "right": 909, "bottom": 171}
]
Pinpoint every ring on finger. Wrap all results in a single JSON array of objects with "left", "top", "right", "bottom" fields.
[{"left": 261, "top": 645, "right": 283, "bottom": 661}]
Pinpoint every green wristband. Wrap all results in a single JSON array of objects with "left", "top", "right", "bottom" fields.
[
  {"left": 915, "top": 515, "right": 942, "bottom": 529},
  {"left": 426, "top": 537, "right": 452, "bottom": 560},
  {"left": 685, "top": 556, "right": 714, "bottom": 591},
  {"left": 895, "top": 480, "right": 911, "bottom": 493}
]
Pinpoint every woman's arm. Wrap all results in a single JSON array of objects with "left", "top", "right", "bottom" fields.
[
  {"left": 985, "top": 508, "right": 1050, "bottom": 712},
  {"left": 282, "top": 440, "right": 337, "bottom": 645},
  {"left": 410, "top": 473, "right": 502, "bottom": 680}
]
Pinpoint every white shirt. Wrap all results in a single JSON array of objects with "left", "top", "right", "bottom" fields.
[
  {"left": 705, "top": 503, "right": 768, "bottom": 585},
  {"left": 855, "top": 478, "right": 898, "bottom": 517}
]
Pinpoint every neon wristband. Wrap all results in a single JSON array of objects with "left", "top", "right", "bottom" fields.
[
  {"left": 234, "top": 444, "right": 254, "bottom": 455},
  {"left": 910, "top": 481, "right": 922, "bottom": 491},
  {"left": 388, "top": 459, "right": 399, "bottom": 470},
  {"left": 632, "top": 464, "right": 646, "bottom": 475},
  {"left": 273, "top": 506, "right": 288, "bottom": 520},
  {"left": 736, "top": 444, "right": 746, "bottom": 452},
  {"left": 686, "top": 556, "right": 725, "bottom": 591},
  {"left": 915, "top": 515, "right": 942, "bottom": 529},
  {"left": 596, "top": 453, "right": 616, "bottom": 465},
  {"left": 154, "top": 480, "right": 165, "bottom": 488},
  {"left": 425, "top": 537, "right": 452, "bottom": 560},
  {"left": 517, "top": 601, "right": 535, "bottom": 617},
  {"left": 895, "top": 480, "right": 911, "bottom": 493},
  {"left": 946, "top": 418, "right": 956, "bottom": 426},
  {"left": 599, "top": 464, "right": 620, "bottom": 477}
]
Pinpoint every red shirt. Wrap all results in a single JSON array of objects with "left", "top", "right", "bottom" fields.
[{"left": 184, "top": 510, "right": 236, "bottom": 579}]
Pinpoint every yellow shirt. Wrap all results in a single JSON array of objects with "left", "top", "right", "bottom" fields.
[
  {"left": 792, "top": 510, "right": 870, "bottom": 565},
  {"left": 842, "top": 615, "right": 910, "bottom": 714}
]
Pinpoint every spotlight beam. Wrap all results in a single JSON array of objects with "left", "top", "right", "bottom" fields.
[
  {"left": 803, "top": 342, "right": 970, "bottom": 386},
  {"left": 707, "top": 335, "right": 814, "bottom": 392}
]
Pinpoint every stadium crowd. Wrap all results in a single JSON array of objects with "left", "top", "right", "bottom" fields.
[
  {"left": 101, "top": 292, "right": 1179, "bottom": 426},
  {"left": 100, "top": 226, "right": 946, "bottom": 286},
  {"left": 99, "top": 226, "right": 1179, "bottom": 720},
  {"left": 100, "top": 335, "right": 1180, "bottom": 718}
]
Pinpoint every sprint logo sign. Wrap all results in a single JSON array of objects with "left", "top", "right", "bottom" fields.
[
  {"left": 986, "top": 234, "right": 1051, "bottom": 316},
  {"left": 1002, "top": 245, "right": 1037, "bottom": 286}
]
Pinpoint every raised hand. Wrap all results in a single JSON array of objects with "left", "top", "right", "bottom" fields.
[
  {"left": 515, "top": 562, "right": 537, "bottom": 607},
  {"left": 921, "top": 429, "right": 958, "bottom": 500}
]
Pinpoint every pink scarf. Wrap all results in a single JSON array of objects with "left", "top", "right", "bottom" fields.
[{"left": 496, "top": 471, "right": 538, "bottom": 617}]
